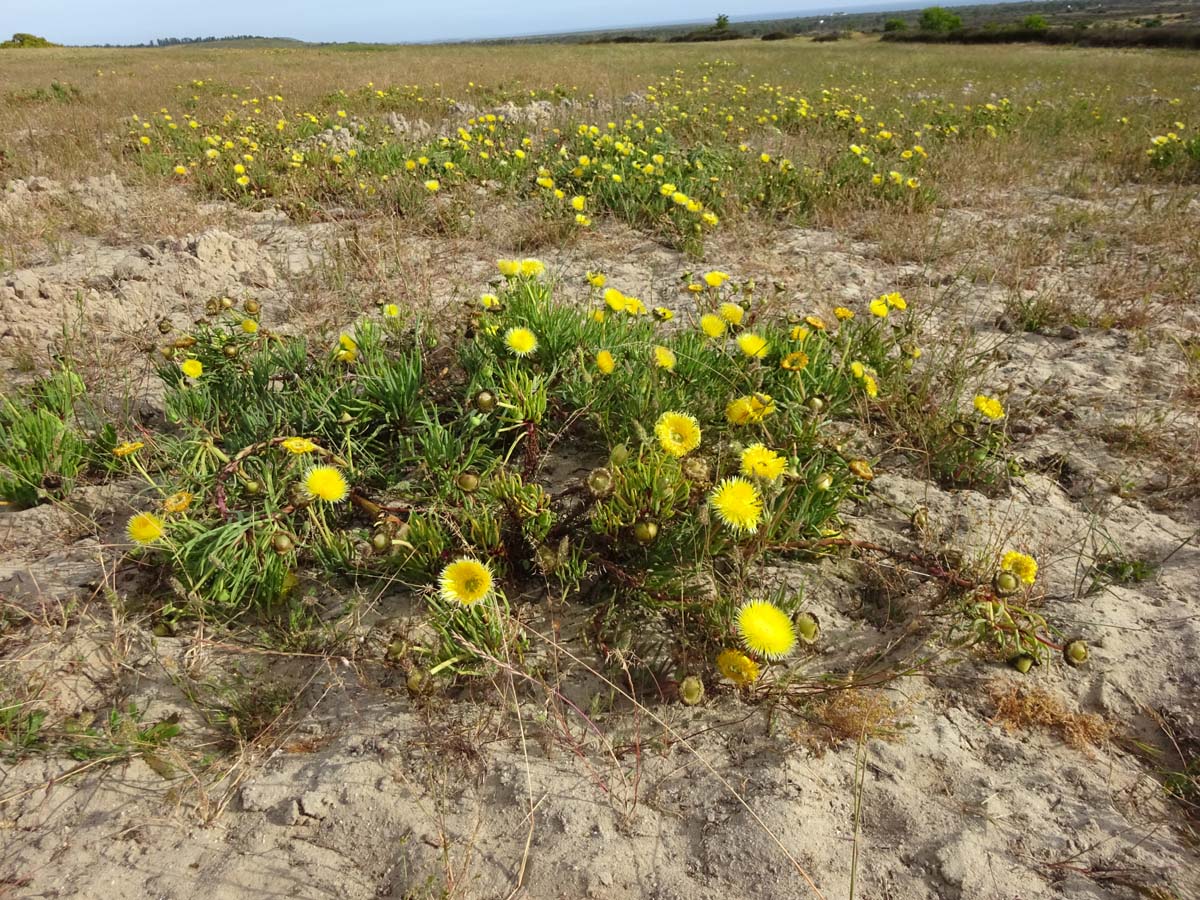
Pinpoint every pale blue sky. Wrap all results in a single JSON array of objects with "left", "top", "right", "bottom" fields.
[{"left": 4, "top": 0, "right": 938, "bottom": 45}]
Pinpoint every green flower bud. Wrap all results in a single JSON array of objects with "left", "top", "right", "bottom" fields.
[
  {"left": 633, "top": 520, "right": 658, "bottom": 544},
  {"left": 814, "top": 471, "right": 833, "bottom": 492},
  {"left": 371, "top": 531, "right": 391, "bottom": 552},
  {"left": 806, "top": 395, "right": 826, "bottom": 415},
  {"left": 609, "top": 444, "right": 630, "bottom": 466},
  {"left": 795, "top": 611, "right": 820, "bottom": 645},
  {"left": 271, "top": 533, "right": 294, "bottom": 555},
  {"left": 1064, "top": 639, "right": 1089, "bottom": 668},
  {"left": 679, "top": 676, "right": 705, "bottom": 706},
  {"left": 222, "top": 344, "right": 239, "bottom": 358},
  {"left": 456, "top": 472, "right": 480, "bottom": 492},
  {"left": 1009, "top": 653, "right": 1037, "bottom": 674},
  {"left": 243, "top": 299, "right": 260, "bottom": 315},
  {"left": 475, "top": 390, "right": 496, "bottom": 412},
  {"left": 994, "top": 570, "right": 1020, "bottom": 597}
]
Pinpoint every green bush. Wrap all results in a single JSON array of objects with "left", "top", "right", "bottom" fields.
[{"left": 919, "top": 7, "right": 963, "bottom": 32}]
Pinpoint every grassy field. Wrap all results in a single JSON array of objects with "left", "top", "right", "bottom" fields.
[{"left": 1, "top": 36, "right": 1198, "bottom": 900}]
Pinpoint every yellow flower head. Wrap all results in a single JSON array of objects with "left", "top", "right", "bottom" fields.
[
  {"left": 653, "top": 306, "right": 674, "bottom": 321},
  {"left": 736, "top": 333, "right": 769, "bottom": 359},
  {"left": 439, "top": 558, "right": 494, "bottom": 606},
  {"left": 586, "top": 271, "right": 607, "bottom": 288},
  {"left": 162, "top": 491, "right": 193, "bottom": 514},
  {"left": 653, "top": 346, "right": 677, "bottom": 371},
  {"left": 383, "top": 303, "right": 400, "bottom": 318},
  {"left": 709, "top": 477, "right": 763, "bottom": 534},
  {"left": 886, "top": 292, "right": 908, "bottom": 310},
  {"left": 281, "top": 437, "right": 318, "bottom": 454},
  {"left": 480, "top": 293, "right": 500, "bottom": 309},
  {"left": 848, "top": 459, "right": 875, "bottom": 481},
  {"left": 571, "top": 195, "right": 586, "bottom": 211},
  {"left": 736, "top": 600, "right": 796, "bottom": 659},
  {"left": 180, "top": 359, "right": 203, "bottom": 379},
  {"left": 303, "top": 465, "right": 349, "bottom": 503},
  {"left": 623, "top": 297, "right": 646, "bottom": 316},
  {"left": 700, "top": 314, "right": 727, "bottom": 339},
  {"left": 716, "top": 648, "right": 760, "bottom": 687},
  {"left": 973, "top": 394, "right": 1005, "bottom": 421},
  {"left": 654, "top": 411, "right": 701, "bottom": 458},
  {"left": 869, "top": 297, "right": 890, "bottom": 318},
  {"left": 505, "top": 327, "right": 538, "bottom": 357},
  {"left": 781, "top": 351, "right": 809, "bottom": 371},
  {"left": 424, "top": 179, "right": 440, "bottom": 192},
  {"left": 863, "top": 375, "right": 879, "bottom": 398},
  {"left": 241, "top": 318, "right": 258, "bottom": 334},
  {"left": 740, "top": 444, "right": 787, "bottom": 481},
  {"left": 126, "top": 512, "right": 165, "bottom": 545},
  {"left": 519, "top": 258, "right": 545, "bottom": 278},
  {"left": 805, "top": 315, "right": 827, "bottom": 331},
  {"left": 834, "top": 306, "right": 855, "bottom": 320},
  {"left": 596, "top": 349, "right": 615, "bottom": 375},
  {"left": 725, "top": 393, "right": 776, "bottom": 426},
  {"left": 703, "top": 270, "right": 730, "bottom": 288},
  {"left": 1001, "top": 550, "right": 1038, "bottom": 585},
  {"left": 719, "top": 302, "right": 745, "bottom": 326},
  {"left": 497, "top": 258, "right": 520, "bottom": 277},
  {"left": 603, "top": 288, "right": 628, "bottom": 312},
  {"left": 173, "top": 165, "right": 188, "bottom": 176},
  {"left": 113, "top": 441, "right": 145, "bottom": 458}
]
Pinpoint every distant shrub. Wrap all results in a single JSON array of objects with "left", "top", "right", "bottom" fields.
[
  {"left": 919, "top": 7, "right": 963, "bottom": 32},
  {"left": 761, "top": 31, "right": 794, "bottom": 41},
  {"left": 884, "top": 18, "right": 908, "bottom": 32},
  {"left": 812, "top": 31, "right": 846, "bottom": 42},
  {"left": 0, "top": 32, "right": 59, "bottom": 48},
  {"left": 1022, "top": 14, "right": 1049, "bottom": 31}
]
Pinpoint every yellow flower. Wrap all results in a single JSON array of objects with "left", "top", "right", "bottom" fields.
[
  {"left": 653, "top": 346, "right": 676, "bottom": 371},
  {"left": 439, "top": 558, "right": 494, "bottom": 606},
  {"left": 736, "top": 600, "right": 796, "bottom": 659},
  {"left": 161, "top": 491, "right": 193, "bottom": 514},
  {"left": 424, "top": 179, "right": 440, "bottom": 192},
  {"left": 383, "top": 303, "right": 400, "bottom": 318},
  {"left": 869, "top": 297, "right": 890, "bottom": 318},
  {"left": 480, "top": 293, "right": 500, "bottom": 309},
  {"left": 804, "top": 315, "right": 827, "bottom": 331},
  {"left": 709, "top": 477, "right": 763, "bottom": 534},
  {"left": 886, "top": 292, "right": 907, "bottom": 310},
  {"left": 505, "top": 327, "right": 538, "bottom": 357},
  {"left": 281, "top": 437, "right": 318, "bottom": 454},
  {"left": 703, "top": 270, "right": 730, "bottom": 288},
  {"left": 603, "top": 288, "right": 628, "bottom": 312},
  {"left": 735, "top": 333, "right": 769, "bottom": 359},
  {"left": 851, "top": 361, "right": 866, "bottom": 379},
  {"left": 113, "top": 441, "right": 145, "bottom": 457},
  {"left": 233, "top": 163, "right": 246, "bottom": 175},
  {"left": 596, "top": 349, "right": 615, "bottom": 375},
  {"left": 654, "top": 411, "right": 701, "bottom": 458},
  {"left": 1001, "top": 550, "right": 1038, "bottom": 585},
  {"left": 173, "top": 165, "right": 188, "bottom": 176},
  {"left": 781, "top": 351, "right": 809, "bottom": 371},
  {"left": 834, "top": 306, "right": 855, "bottom": 320},
  {"left": 337, "top": 333, "right": 358, "bottom": 363},
  {"left": 303, "top": 465, "right": 349, "bottom": 503},
  {"left": 586, "top": 271, "right": 607, "bottom": 288},
  {"left": 653, "top": 306, "right": 674, "bottom": 321},
  {"left": 725, "top": 393, "right": 775, "bottom": 426},
  {"left": 716, "top": 648, "right": 760, "bottom": 687},
  {"left": 241, "top": 318, "right": 258, "bottom": 334},
  {"left": 571, "top": 195, "right": 586, "bottom": 211},
  {"left": 863, "top": 375, "right": 879, "bottom": 398},
  {"left": 740, "top": 444, "right": 787, "bottom": 481},
  {"left": 623, "top": 297, "right": 646, "bottom": 316},
  {"left": 848, "top": 459, "right": 875, "bottom": 481},
  {"left": 519, "top": 258, "right": 545, "bottom": 278},
  {"left": 126, "top": 512, "right": 165, "bottom": 545},
  {"left": 497, "top": 258, "right": 520, "bottom": 277},
  {"left": 180, "top": 359, "right": 203, "bottom": 379},
  {"left": 236, "top": 175, "right": 250, "bottom": 187},
  {"left": 790, "top": 326, "right": 811, "bottom": 342},
  {"left": 719, "top": 302, "right": 744, "bottom": 326},
  {"left": 700, "top": 314, "right": 727, "bottom": 339},
  {"left": 974, "top": 394, "right": 1005, "bottom": 421}
]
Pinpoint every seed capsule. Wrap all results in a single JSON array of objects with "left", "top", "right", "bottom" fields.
[
  {"left": 806, "top": 395, "right": 826, "bottom": 415},
  {"left": 1063, "top": 639, "right": 1090, "bottom": 667},
  {"left": 157, "top": 318, "right": 173, "bottom": 335},
  {"left": 243, "top": 480, "right": 262, "bottom": 496},
  {"left": 814, "top": 471, "right": 833, "bottom": 492},
  {"left": 271, "top": 533, "right": 294, "bottom": 555},
  {"left": 681, "top": 457, "right": 710, "bottom": 484},
  {"left": 243, "top": 299, "right": 260, "bottom": 315},
  {"left": 587, "top": 467, "right": 614, "bottom": 497},
  {"left": 609, "top": 444, "right": 630, "bottom": 466},
  {"left": 222, "top": 344, "right": 239, "bottom": 358},
  {"left": 205, "top": 298, "right": 221, "bottom": 315},
  {"left": 679, "top": 676, "right": 705, "bottom": 706},
  {"left": 371, "top": 531, "right": 391, "bottom": 552},
  {"left": 219, "top": 296, "right": 234, "bottom": 309},
  {"left": 456, "top": 472, "right": 480, "bottom": 493},
  {"left": 994, "top": 570, "right": 1020, "bottom": 597},
  {"left": 633, "top": 520, "right": 658, "bottom": 544},
  {"left": 910, "top": 506, "right": 929, "bottom": 531},
  {"left": 475, "top": 390, "right": 497, "bottom": 412}
]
